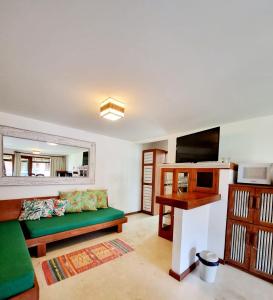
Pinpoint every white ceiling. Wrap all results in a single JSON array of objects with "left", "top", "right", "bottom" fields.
[{"left": 0, "top": 1, "right": 273, "bottom": 141}]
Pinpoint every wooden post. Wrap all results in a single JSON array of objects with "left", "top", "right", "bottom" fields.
[
  {"left": 117, "top": 224, "right": 122, "bottom": 233},
  {"left": 37, "top": 244, "right": 46, "bottom": 257}
]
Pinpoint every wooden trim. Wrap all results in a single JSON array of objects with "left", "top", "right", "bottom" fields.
[
  {"left": 125, "top": 211, "right": 142, "bottom": 216},
  {"left": 230, "top": 183, "right": 273, "bottom": 189},
  {"left": 26, "top": 217, "right": 128, "bottom": 249},
  {"left": 10, "top": 275, "right": 39, "bottom": 300},
  {"left": 169, "top": 261, "right": 199, "bottom": 281},
  {"left": 0, "top": 196, "right": 60, "bottom": 222},
  {"left": 100, "top": 102, "right": 124, "bottom": 114}
]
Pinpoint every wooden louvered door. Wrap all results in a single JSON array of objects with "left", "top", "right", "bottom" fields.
[
  {"left": 141, "top": 149, "right": 167, "bottom": 215},
  {"left": 225, "top": 184, "right": 273, "bottom": 282},
  {"left": 225, "top": 219, "right": 252, "bottom": 270},
  {"left": 254, "top": 188, "right": 273, "bottom": 228},
  {"left": 250, "top": 225, "right": 273, "bottom": 281},
  {"left": 142, "top": 150, "right": 154, "bottom": 214},
  {"left": 228, "top": 185, "right": 255, "bottom": 223},
  {"left": 158, "top": 168, "right": 175, "bottom": 241}
]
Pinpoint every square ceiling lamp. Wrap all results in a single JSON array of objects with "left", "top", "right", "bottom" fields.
[{"left": 100, "top": 98, "right": 125, "bottom": 121}]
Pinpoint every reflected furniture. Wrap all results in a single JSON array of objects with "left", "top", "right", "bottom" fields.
[
  {"left": 0, "top": 125, "right": 95, "bottom": 186},
  {"left": 225, "top": 184, "right": 273, "bottom": 283},
  {"left": 141, "top": 149, "right": 167, "bottom": 215},
  {"left": 156, "top": 162, "right": 236, "bottom": 281}
]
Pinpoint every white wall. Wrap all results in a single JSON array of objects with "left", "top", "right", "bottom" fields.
[
  {"left": 141, "top": 140, "right": 168, "bottom": 152},
  {"left": 165, "top": 114, "right": 273, "bottom": 164},
  {"left": 0, "top": 112, "right": 142, "bottom": 213},
  {"left": 66, "top": 151, "right": 85, "bottom": 173}
]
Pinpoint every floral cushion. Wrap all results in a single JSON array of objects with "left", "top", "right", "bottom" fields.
[
  {"left": 53, "top": 199, "right": 68, "bottom": 216},
  {"left": 87, "top": 189, "right": 108, "bottom": 208},
  {"left": 80, "top": 191, "right": 97, "bottom": 211},
  {"left": 19, "top": 200, "right": 44, "bottom": 220},
  {"left": 59, "top": 191, "right": 82, "bottom": 213},
  {"left": 41, "top": 199, "right": 54, "bottom": 218}
]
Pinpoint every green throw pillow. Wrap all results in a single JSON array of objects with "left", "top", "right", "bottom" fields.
[
  {"left": 87, "top": 189, "right": 108, "bottom": 208},
  {"left": 80, "top": 191, "right": 97, "bottom": 211},
  {"left": 59, "top": 191, "right": 82, "bottom": 213}
]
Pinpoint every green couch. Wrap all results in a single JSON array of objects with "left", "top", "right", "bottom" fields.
[
  {"left": 0, "top": 206, "right": 126, "bottom": 299},
  {"left": 0, "top": 220, "right": 34, "bottom": 300},
  {"left": 24, "top": 207, "right": 125, "bottom": 238}
]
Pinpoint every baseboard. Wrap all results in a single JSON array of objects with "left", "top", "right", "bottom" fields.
[
  {"left": 169, "top": 261, "right": 199, "bottom": 281},
  {"left": 125, "top": 211, "right": 142, "bottom": 216}
]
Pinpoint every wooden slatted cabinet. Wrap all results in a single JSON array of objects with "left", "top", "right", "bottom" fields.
[
  {"left": 141, "top": 149, "right": 167, "bottom": 215},
  {"left": 225, "top": 184, "right": 273, "bottom": 282}
]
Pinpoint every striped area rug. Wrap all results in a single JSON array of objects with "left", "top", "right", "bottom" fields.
[{"left": 42, "top": 238, "right": 134, "bottom": 285}]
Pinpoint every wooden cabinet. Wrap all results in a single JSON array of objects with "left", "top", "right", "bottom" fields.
[
  {"left": 254, "top": 188, "right": 273, "bottom": 228},
  {"left": 158, "top": 168, "right": 175, "bottom": 241},
  {"left": 141, "top": 149, "right": 167, "bottom": 215},
  {"left": 225, "top": 219, "right": 251, "bottom": 271},
  {"left": 250, "top": 225, "right": 273, "bottom": 281},
  {"left": 225, "top": 184, "right": 273, "bottom": 282},
  {"left": 228, "top": 185, "right": 255, "bottom": 223},
  {"left": 191, "top": 168, "right": 219, "bottom": 194}
]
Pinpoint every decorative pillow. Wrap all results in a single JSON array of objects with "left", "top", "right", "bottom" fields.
[
  {"left": 53, "top": 199, "right": 68, "bottom": 216},
  {"left": 41, "top": 199, "right": 54, "bottom": 218},
  {"left": 19, "top": 200, "right": 44, "bottom": 221},
  {"left": 87, "top": 189, "right": 108, "bottom": 208},
  {"left": 80, "top": 191, "right": 97, "bottom": 211},
  {"left": 59, "top": 191, "right": 82, "bottom": 213}
]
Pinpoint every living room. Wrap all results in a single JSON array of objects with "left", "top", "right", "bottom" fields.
[{"left": 0, "top": 1, "right": 273, "bottom": 300}]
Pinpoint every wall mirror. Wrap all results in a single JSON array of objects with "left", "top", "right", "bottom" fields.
[{"left": 0, "top": 126, "right": 95, "bottom": 185}]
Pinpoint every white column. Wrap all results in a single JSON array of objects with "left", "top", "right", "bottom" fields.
[
  {"left": 171, "top": 205, "right": 210, "bottom": 275},
  {"left": 207, "top": 169, "right": 234, "bottom": 259}
]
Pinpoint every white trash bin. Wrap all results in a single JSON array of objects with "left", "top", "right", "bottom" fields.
[{"left": 196, "top": 251, "right": 219, "bottom": 283}]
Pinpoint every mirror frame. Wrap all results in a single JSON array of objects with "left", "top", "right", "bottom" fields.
[{"left": 0, "top": 125, "right": 95, "bottom": 186}]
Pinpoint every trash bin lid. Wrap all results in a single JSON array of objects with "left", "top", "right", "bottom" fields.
[{"left": 199, "top": 250, "right": 218, "bottom": 263}]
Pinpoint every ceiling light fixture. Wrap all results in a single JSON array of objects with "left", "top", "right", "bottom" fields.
[{"left": 100, "top": 98, "right": 125, "bottom": 121}]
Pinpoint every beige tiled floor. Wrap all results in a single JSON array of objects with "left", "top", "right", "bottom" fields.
[{"left": 32, "top": 214, "right": 273, "bottom": 300}]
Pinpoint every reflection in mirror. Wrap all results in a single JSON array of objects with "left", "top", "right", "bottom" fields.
[{"left": 3, "top": 136, "right": 89, "bottom": 177}]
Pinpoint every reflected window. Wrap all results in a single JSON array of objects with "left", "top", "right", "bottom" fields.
[
  {"left": 32, "top": 157, "right": 50, "bottom": 177},
  {"left": 3, "top": 154, "right": 13, "bottom": 176}
]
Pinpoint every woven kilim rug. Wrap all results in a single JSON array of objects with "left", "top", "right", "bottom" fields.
[{"left": 42, "top": 238, "right": 134, "bottom": 285}]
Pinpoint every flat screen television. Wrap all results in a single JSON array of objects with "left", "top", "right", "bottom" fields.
[{"left": 176, "top": 127, "right": 220, "bottom": 163}]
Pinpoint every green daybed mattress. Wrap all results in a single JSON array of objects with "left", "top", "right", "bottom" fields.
[
  {"left": 0, "top": 220, "right": 34, "bottom": 300},
  {"left": 24, "top": 207, "right": 125, "bottom": 238}
]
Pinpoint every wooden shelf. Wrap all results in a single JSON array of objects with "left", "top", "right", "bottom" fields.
[{"left": 156, "top": 192, "right": 221, "bottom": 210}]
